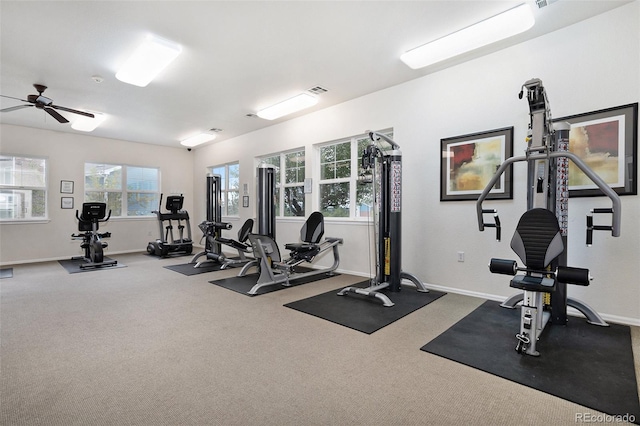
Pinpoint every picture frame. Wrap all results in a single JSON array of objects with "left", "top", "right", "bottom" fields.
[
  {"left": 553, "top": 103, "right": 638, "bottom": 197},
  {"left": 440, "top": 127, "right": 513, "bottom": 201},
  {"left": 242, "top": 196, "right": 249, "bottom": 208},
  {"left": 60, "top": 180, "right": 74, "bottom": 194},
  {"left": 61, "top": 197, "right": 74, "bottom": 209}
]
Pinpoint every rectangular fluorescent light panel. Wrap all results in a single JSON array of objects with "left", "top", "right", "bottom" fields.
[
  {"left": 116, "top": 34, "right": 182, "bottom": 87},
  {"left": 400, "top": 4, "right": 535, "bottom": 69},
  {"left": 71, "top": 112, "right": 106, "bottom": 132},
  {"left": 180, "top": 133, "right": 216, "bottom": 147},
  {"left": 256, "top": 93, "right": 318, "bottom": 120}
]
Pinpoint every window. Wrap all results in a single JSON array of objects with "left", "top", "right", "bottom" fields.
[
  {"left": 260, "top": 148, "right": 305, "bottom": 217},
  {"left": 210, "top": 162, "right": 239, "bottom": 216},
  {"left": 0, "top": 155, "right": 47, "bottom": 220},
  {"left": 317, "top": 131, "right": 392, "bottom": 218},
  {"left": 84, "top": 163, "right": 159, "bottom": 216}
]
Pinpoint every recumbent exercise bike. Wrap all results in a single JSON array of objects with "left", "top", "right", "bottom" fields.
[{"left": 71, "top": 202, "right": 117, "bottom": 269}]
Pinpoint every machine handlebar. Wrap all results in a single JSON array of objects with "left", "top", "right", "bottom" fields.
[{"left": 477, "top": 152, "right": 621, "bottom": 241}]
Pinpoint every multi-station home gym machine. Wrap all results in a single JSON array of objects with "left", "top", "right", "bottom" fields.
[
  {"left": 190, "top": 174, "right": 253, "bottom": 269},
  {"left": 477, "top": 78, "right": 621, "bottom": 356},
  {"left": 237, "top": 163, "right": 343, "bottom": 295},
  {"left": 338, "top": 131, "right": 429, "bottom": 307}
]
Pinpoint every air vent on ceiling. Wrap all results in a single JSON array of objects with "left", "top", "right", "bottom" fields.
[
  {"left": 535, "top": 0, "right": 558, "bottom": 8},
  {"left": 209, "top": 128, "right": 223, "bottom": 133},
  {"left": 307, "top": 86, "right": 328, "bottom": 95}
]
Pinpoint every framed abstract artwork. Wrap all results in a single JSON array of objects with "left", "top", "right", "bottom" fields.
[
  {"left": 553, "top": 103, "right": 637, "bottom": 197},
  {"left": 440, "top": 127, "right": 513, "bottom": 201}
]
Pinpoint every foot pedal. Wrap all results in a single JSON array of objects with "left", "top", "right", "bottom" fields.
[{"left": 515, "top": 333, "right": 530, "bottom": 354}]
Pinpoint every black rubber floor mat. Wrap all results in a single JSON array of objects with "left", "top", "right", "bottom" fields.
[
  {"left": 285, "top": 282, "right": 446, "bottom": 334},
  {"left": 210, "top": 267, "right": 337, "bottom": 296},
  {"left": 164, "top": 262, "right": 226, "bottom": 275},
  {"left": 164, "top": 257, "right": 248, "bottom": 276},
  {"left": 421, "top": 300, "right": 640, "bottom": 422}
]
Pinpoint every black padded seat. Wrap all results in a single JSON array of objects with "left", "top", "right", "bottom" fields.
[
  {"left": 509, "top": 208, "right": 564, "bottom": 293},
  {"left": 285, "top": 212, "right": 324, "bottom": 261}
]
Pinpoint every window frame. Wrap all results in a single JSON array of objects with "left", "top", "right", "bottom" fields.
[
  {"left": 84, "top": 162, "right": 160, "bottom": 218},
  {"left": 258, "top": 148, "right": 306, "bottom": 218},
  {"left": 315, "top": 130, "right": 393, "bottom": 220},
  {"left": 209, "top": 162, "right": 240, "bottom": 217},
  {"left": 0, "top": 154, "right": 48, "bottom": 222}
]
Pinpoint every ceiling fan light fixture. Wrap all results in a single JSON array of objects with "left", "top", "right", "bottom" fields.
[
  {"left": 400, "top": 3, "right": 535, "bottom": 69},
  {"left": 180, "top": 133, "right": 216, "bottom": 147},
  {"left": 256, "top": 93, "right": 318, "bottom": 120},
  {"left": 71, "top": 112, "right": 107, "bottom": 132},
  {"left": 116, "top": 34, "right": 182, "bottom": 87}
]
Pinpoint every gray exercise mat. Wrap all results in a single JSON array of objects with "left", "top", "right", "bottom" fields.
[{"left": 58, "top": 258, "right": 125, "bottom": 274}]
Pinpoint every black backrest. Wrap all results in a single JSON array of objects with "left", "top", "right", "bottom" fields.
[
  {"left": 300, "top": 211, "right": 324, "bottom": 244},
  {"left": 510, "top": 208, "right": 564, "bottom": 270},
  {"left": 238, "top": 219, "right": 254, "bottom": 243}
]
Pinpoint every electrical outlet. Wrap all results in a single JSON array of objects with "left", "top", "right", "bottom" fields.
[{"left": 457, "top": 251, "right": 465, "bottom": 262}]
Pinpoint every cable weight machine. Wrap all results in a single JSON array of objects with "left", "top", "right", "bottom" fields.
[
  {"left": 189, "top": 174, "right": 234, "bottom": 267},
  {"left": 477, "top": 78, "right": 622, "bottom": 356},
  {"left": 338, "top": 131, "right": 428, "bottom": 307}
]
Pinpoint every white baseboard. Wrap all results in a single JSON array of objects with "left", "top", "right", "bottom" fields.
[{"left": 3, "top": 260, "right": 637, "bottom": 327}]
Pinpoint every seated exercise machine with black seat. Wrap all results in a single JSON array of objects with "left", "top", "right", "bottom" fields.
[
  {"left": 477, "top": 78, "right": 621, "bottom": 356},
  {"left": 146, "top": 194, "right": 193, "bottom": 257},
  {"left": 238, "top": 211, "right": 343, "bottom": 295},
  {"left": 71, "top": 202, "right": 117, "bottom": 269},
  {"left": 233, "top": 163, "right": 343, "bottom": 294},
  {"left": 338, "top": 131, "right": 429, "bottom": 307},
  {"left": 190, "top": 175, "right": 254, "bottom": 269}
]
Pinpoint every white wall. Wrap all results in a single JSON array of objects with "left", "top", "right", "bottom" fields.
[
  {"left": 0, "top": 125, "right": 194, "bottom": 263},
  {"left": 1, "top": 3, "right": 638, "bottom": 324},
  {"left": 192, "top": 2, "right": 640, "bottom": 324}
]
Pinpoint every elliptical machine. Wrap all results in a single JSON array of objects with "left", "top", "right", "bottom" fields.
[
  {"left": 338, "top": 131, "right": 429, "bottom": 306},
  {"left": 477, "top": 78, "right": 622, "bottom": 356},
  {"left": 146, "top": 194, "right": 193, "bottom": 257},
  {"left": 71, "top": 202, "right": 117, "bottom": 269}
]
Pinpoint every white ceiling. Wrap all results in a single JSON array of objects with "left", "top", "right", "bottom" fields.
[{"left": 0, "top": 1, "right": 631, "bottom": 149}]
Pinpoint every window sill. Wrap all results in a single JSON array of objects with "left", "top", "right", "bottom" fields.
[{"left": 0, "top": 219, "right": 51, "bottom": 225}]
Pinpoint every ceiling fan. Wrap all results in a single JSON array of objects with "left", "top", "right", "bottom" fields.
[{"left": 0, "top": 84, "right": 94, "bottom": 123}]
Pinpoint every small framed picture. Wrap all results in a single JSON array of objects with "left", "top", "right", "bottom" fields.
[
  {"left": 61, "top": 197, "right": 74, "bottom": 209},
  {"left": 242, "top": 196, "right": 249, "bottom": 208},
  {"left": 60, "top": 180, "right": 74, "bottom": 194}
]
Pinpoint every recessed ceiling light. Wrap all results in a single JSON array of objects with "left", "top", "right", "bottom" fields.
[
  {"left": 116, "top": 34, "right": 182, "bottom": 87},
  {"left": 256, "top": 93, "right": 318, "bottom": 120},
  {"left": 400, "top": 4, "right": 535, "bottom": 70},
  {"left": 180, "top": 133, "right": 216, "bottom": 147},
  {"left": 71, "top": 112, "right": 107, "bottom": 132}
]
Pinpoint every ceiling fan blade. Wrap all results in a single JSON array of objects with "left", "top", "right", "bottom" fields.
[
  {"left": 51, "top": 104, "right": 94, "bottom": 118},
  {"left": 44, "top": 107, "right": 69, "bottom": 123},
  {"left": 1, "top": 104, "right": 33, "bottom": 113},
  {"left": 0, "top": 94, "right": 30, "bottom": 103}
]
